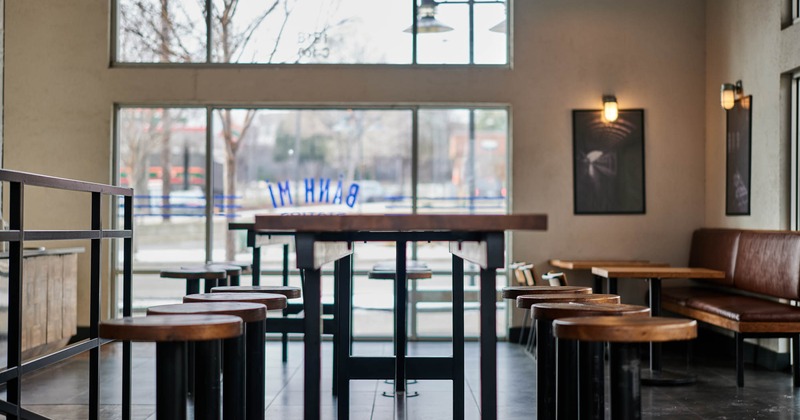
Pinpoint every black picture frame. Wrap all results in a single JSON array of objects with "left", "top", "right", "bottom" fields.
[
  {"left": 725, "top": 95, "right": 752, "bottom": 216},
  {"left": 572, "top": 109, "right": 646, "bottom": 214}
]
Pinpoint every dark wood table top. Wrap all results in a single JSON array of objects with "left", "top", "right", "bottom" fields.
[
  {"left": 549, "top": 259, "right": 668, "bottom": 270},
  {"left": 591, "top": 266, "right": 725, "bottom": 279},
  {"left": 253, "top": 214, "right": 548, "bottom": 232}
]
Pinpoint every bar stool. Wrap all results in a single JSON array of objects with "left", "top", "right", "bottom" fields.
[
  {"left": 99, "top": 315, "right": 242, "bottom": 420},
  {"left": 532, "top": 303, "right": 650, "bottom": 420},
  {"left": 514, "top": 293, "right": 620, "bottom": 420},
  {"left": 368, "top": 260, "right": 433, "bottom": 398},
  {"left": 184, "top": 293, "right": 287, "bottom": 420},
  {"left": 211, "top": 285, "right": 302, "bottom": 299},
  {"left": 160, "top": 266, "right": 227, "bottom": 296},
  {"left": 501, "top": 286, "right": 592, "bottom": 345},
  {"left": 209, "top": 261, "right": 252, "bottom": 286},
  {"left": 211, "top": 285, "right": 303, "bottom": 364},
  {"left": 183, "top": 264, "right": 243, "bottom": 291},
  {"left": 147, "top": 302, "right": 268, "bottom": 420},
  {"left": 553, "top": 316, "right": 697, "bottom": 420}
]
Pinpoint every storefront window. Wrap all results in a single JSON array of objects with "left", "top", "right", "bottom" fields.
[
  {"left": 117, "top": 105, "right": 508, "bottom": 339},
  {"left": 115, "top": 0, "right": 508, "bottom": 65}
]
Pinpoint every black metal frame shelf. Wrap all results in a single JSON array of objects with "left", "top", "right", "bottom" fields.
[{"left": 0, "top": 169, "right": 133, "bottom": 420}]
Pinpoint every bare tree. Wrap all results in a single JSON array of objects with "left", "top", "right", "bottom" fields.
[{"left": 120, "top": 0, "right": 346, "bottom": 259}]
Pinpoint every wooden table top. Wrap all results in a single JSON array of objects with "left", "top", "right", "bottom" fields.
[
  {"left": 549, "top": 259, "right": 668, "bottom": 270},
  {"left": 253, "top": 214, "right": 548, "bottom": 232},
  {"left": 591, "top": 266, "right": 725, "bottom": 279}
]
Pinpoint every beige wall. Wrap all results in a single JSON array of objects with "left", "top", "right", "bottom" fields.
[
  {"left": 705, "top": 0, "right": 796, "bottom": 229},
  {"left": 1, "top": 0, "right": 4, "bottom": 166},
  {"left": 4, "top": 0, "right": 707, "bottom": 324},
  {"left": 513, "top": 1, "right": 706, "bottom": 302}
]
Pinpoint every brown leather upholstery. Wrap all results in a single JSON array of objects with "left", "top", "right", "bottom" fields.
[
  {"left": 688, "top": 228, "right": 740, "bottom": 286},
  {"left": 733, "top": 231, "right": 800, "bottom": 300},
  {"left": 686, "top": 294, "right": 800, "bottom": 323},
  {"left": 661, "top": 286, "right": 722, "bottom": 306},
  {"left": 665, "top": 228, "right": 800, "bottom": 319}
]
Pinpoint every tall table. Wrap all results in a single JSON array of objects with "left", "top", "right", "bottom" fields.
[
  {"left": 591, "top": 266, "right": 724, "bottom": 385},
  {"left": 253, "top": 214, "right": 547, "bottom": 420}
]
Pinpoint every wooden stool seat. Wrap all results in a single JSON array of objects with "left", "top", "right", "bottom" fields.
[
  {"left": 532, "top": 302, "right": 650, "bottom": 321},
  {"left": 211, "top": 260, "right": 253, "bottom": 274},
  {"left": 99, "top": 314, "right": 242, "bottom": 342},
  {"left": 160, "top": 267, "right": 229, "bottom": 295},
  {"left": 516, "top": 293, "right": 619, "bottom": 309},
  {"left": 182, "top": 264, "right": 243, "bottom": 289},
  {"left": 160, "top": 267, "right": 227, "bottom": 280},
  {"left": 501, "top": 285, "right": 591, "bottom": 300},
  {"left": 147, "top": 302, "right": 267, "bottom": 322},
  {"left": 185, "top": 292, "right": 288, "bottom": 310},
  {"left": 553, "top": 316, "right": 697, "bottom": 342},
  {"left": 184, "top": 263, "right": 243, "bottom": 277},
  {"left": 553, "top": 316, "right": 698, "bottom": 420},
  {"left": 368, "top": 261, "right": 432, "bottom": 280},
  {"left": 532, "top": 303, "right": 650, "bottom": 420},
  {"left": 100, "top": 315, "right": 243, "bottom": 420},
  {"left": 212, "top": 285, "right": 302, "bottom": 299}
]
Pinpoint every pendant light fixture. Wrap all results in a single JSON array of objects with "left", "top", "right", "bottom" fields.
[{"left": 404, "top": 0, "right": 454, "bottom": 33}]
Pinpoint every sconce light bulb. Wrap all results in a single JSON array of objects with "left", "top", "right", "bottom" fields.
[
  {"left": 602, "top": 95, "right": 618, "bottom": 122},
  {"left": 720, "top": 83, "right": 736, "bottom": 110},
  {"left": 721, "top": 81, "right": 744, "bottom": 110}
]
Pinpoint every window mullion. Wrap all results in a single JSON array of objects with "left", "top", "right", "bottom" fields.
[
  {"left": 206, "top": 0, "right": 212, "bottom": 63},
  {"left": 205, "top": 107, "right": 214, "bottom": 261}
]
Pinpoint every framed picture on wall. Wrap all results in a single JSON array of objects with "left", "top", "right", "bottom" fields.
[
  {"left": 725, "top": 95, "right": 752, "bottom": 216},
  {"left": 572, "top": 109, "right": 645, "bottom": 214}
]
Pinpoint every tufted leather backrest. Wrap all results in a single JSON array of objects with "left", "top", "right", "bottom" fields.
[
  {"left": 733, "top": 231, "right": 800, "bottom": 300},
  {"left": 689, "top": 228, "right": 741, "bottom": 286}
]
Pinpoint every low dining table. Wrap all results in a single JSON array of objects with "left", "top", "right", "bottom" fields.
[
  {"left": 549, "top": 259, "right": 668, "bottom": 293},
  {"left": 252, "top": 214, "right": 547, "bottom": 420},
  {"left": 591, "top": 266, "right": 725, "bottom": 385}
]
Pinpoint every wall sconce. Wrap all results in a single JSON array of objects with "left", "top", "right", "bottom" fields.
[
  {"left": 602, "top": 95, "right": 618, "bottom": 122},
  {"left": 720, "top": 80, "right": 743, "bottom": 110}
]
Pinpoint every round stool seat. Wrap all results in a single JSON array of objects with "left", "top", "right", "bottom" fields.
[
  {"left": 99, "top": 314, "right": 243, "bottom": 342},
  {"left": 516, "top": 293, "right": 619, "bottom": 309},
  {"left": 160, "top": 267, "right": 227, "bottom": 280},
  {"left": 368, "top": 261, "right": 432, "bottom": 280},
  {"left": 147, "top": 302, "right": 267, "bottom": 323},
  {"left": 553, "top": 316, "right": 697, "bottom": 342},
  {"left": 533, "top": 302, "right": 650, "bottom": 320},
  {"left": 212, "top": 285, "right": 302, "bottom": 299},
  {"left": 502, "top": 285, "right": 591, "bottom": 300},
  {"left": 184, "top": 292, "right": 288, "bottom": 310},
  {"left": 212, "top": 261, "right": 253, "bottom": 274},
  {"left": 183, "top": 264, "right": 242, "bottom": 277}
]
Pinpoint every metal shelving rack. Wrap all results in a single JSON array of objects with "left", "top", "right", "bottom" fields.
[{"left": 0, "top": 169, "right": 133, "bottom": 420}]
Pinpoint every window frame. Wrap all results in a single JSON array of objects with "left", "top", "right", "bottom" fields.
[
  {"left": 792, "top": 74, "right": 800, "bottom": 229},
  {"left": 111, "top": 102, "right": 512, "bottom": 339},
  {"left": 109, "top": 0, "right": 511, "bottom": 67}
]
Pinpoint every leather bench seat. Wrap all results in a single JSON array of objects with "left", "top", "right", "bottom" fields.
[
  {"left": 661, "top": 228, "right": 800, "bottom": 387},
  {"left": 685, "top": 294, "right": 800, "bottom": 323},
  {"left": 662, "top": 286, "right": 723, "bottom": 307}
]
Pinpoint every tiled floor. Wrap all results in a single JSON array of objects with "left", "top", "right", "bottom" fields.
[{"left": 6, "top": 339, "right": 800, "bottom": 419}]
